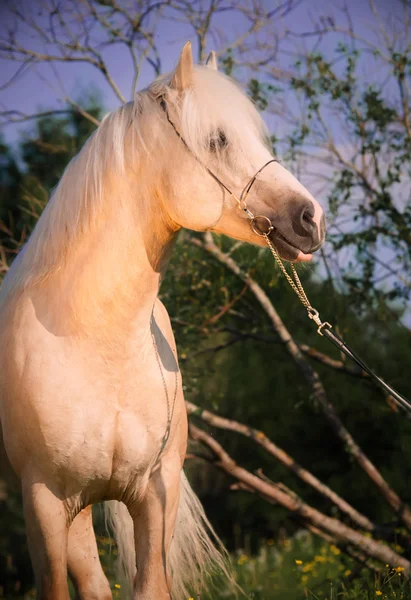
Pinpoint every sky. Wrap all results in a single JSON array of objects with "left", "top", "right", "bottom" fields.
[{"left": 0, "top": 0, "right": 399, "bottom": 146}]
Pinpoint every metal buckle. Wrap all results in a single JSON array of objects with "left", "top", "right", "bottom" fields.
[
  {"left": 250, "top": 215, "right": 275, "bottom": 237},
  {"left": 307, "top": 308, "right": 331, "bottom": 335},
  {"left": 317, "top": 321, "right": 332, "bottom": 336}
]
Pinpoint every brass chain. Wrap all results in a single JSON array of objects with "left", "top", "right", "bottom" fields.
[{"left": 262, "top": 233, "right": 331, "bottom": 336}]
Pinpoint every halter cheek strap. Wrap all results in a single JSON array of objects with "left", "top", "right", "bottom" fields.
[{"left": 159, "top": 97, "right": 279, "bottom": 235}]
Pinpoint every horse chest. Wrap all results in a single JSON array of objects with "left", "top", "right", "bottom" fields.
[{"left": 1, "top": 331, "right": 183, "bottom": 492}]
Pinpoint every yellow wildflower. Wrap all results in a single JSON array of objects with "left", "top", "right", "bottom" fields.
[
  {"left": 330, "top": 545, "right": 341, "bottom": 555},
  {"left": 295, "top": 559, "right": 303, "bottom": 565},
  {"left": 98, "top": 535, "right": 112, "bottom": 545},
  {"left": 314, "top": 555, "right": 326, "bottom": 563},
  {"left": 344, "top": 569, "right": 351, "bottom": 577},
  {"left": 237, "top": 554, "right": 248, "bottom": 565},
  {"left": 394, "top": 566, "right": 404, "bottom": 573},
  {"left": 375, "top": 591, "right": 382, "bottom": 596},
  {"left": 114, "top": 584, "right": 121, "bottom": 589}
]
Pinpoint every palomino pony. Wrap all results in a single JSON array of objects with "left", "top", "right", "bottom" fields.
[{"left": 0, "top": 42, "right": 325, "bottom": 599}]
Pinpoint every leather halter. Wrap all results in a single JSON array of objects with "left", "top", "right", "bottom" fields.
[{"left": 160, "top": 97, "right": 278, "bottom": 236}]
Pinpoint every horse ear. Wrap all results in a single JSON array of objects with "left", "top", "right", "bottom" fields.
[
  {"left": 171, "top": 41, "right": 194, "bottom": 91},
  {"left": 205, "top": 51, "right": 218, "bottom": 70}
]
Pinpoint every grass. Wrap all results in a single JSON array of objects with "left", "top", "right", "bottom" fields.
[
  {"left": 10, "top": 531, "right": 411, "bottom": 599},
  {"left": 201, "top": 531, "right": 410, "bottom": 600},
  {"left": 96, "top": 530, "right": 410, "bottom": 600}
]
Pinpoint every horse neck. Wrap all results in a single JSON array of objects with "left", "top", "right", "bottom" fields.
[{"left": 26, "top": 174, "right": 178, "bottom": 342}]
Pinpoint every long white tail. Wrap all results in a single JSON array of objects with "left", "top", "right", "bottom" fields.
[{"left": 104, "top": 470, "right": 233, "bottom": 599}]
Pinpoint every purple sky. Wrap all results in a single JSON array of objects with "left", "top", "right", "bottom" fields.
[{"left": 0, "top": 0, "right": 397, "bottom": 145}]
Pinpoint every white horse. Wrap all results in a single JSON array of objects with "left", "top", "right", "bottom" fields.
[{"left": 0, "top": 42, "right": 325, "bottom": 599}]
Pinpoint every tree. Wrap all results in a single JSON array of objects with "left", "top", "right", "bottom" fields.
[{"left": 255, "top": 1, "right": 411, "bottom": 314}]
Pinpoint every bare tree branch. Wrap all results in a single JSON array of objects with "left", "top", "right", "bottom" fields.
[
  {"left": 189, "top": 423, "right": 411, "bottom": 573},
  {"left": 192, "top": 232, "right": 411, "bottom": 531},
  {"left": 186, "top": 400, "right": 376, "bottom": 532}
]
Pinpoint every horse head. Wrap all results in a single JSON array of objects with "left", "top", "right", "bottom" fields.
[{"left": 148, "top": 42, "right": 326, "bottom": 262}]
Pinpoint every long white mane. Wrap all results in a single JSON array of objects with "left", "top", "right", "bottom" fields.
[{"left": 4, "top": 65, "right": 268, "bottom": 293}]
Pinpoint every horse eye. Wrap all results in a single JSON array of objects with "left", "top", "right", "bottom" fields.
[{"left": 208, "top": 130, "right": 228, "bottom": 152}]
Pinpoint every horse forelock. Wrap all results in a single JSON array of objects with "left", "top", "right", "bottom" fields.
[{"left": 150, "top": 65, "right": 269, "bottom": 166}]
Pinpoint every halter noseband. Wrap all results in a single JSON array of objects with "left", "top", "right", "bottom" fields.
[{"left": 159, "top": 97, "right": 278, "bottom": 237}]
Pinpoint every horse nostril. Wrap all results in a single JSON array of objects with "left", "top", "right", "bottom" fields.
[{"left": 300, "top": 206, "right": 315, "bottom": 232}]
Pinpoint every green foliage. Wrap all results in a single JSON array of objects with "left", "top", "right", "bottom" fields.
[
  {"left": 93, "top": 531, "right": 411, "bottom": 600},
  {"left": 201, "top": 532, "right": 411, "bottom": 599},
  {"left": 8, "top": 530, "right": 411, "bottom": 599},
  {"left": 1, "top": 91, "right": 102, "bottom": 248},
  {"left": 0, "top": 490, "right": 30, "bottom": 599},
  {"left": 247, "top": 80, "right": 280, "bottom": 112},
  {"left": 221, "top": 49, "right": 235, "bottom": 76},
  {"left": 0, "top": 135, "right": 22, "bottom": 224},
  {"left": 285, "top": 44, "right": 411, "bottom": 308},
  {"left": 93, "top": 531, "right": 411, "bottom": 599}
]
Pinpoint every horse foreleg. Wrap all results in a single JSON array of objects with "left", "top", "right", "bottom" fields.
[
  {"left": 129, "top": 456, "right": 181, "bottom": 600},
  {"left": 68, "top": 506, "right": 112, "bottom": 600},
  {"left": 22, "top": 475, "right": 71, "bottom": 600}
]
